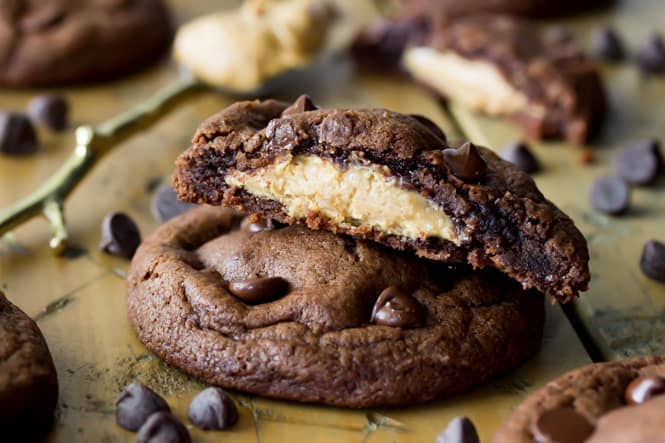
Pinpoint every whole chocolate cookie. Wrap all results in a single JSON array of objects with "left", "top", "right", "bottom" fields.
[
  {"left": 0, "top": 0, "right": 172, "bottom": 87},
  {"left": 493, "top": 356, "right": 665, "bottom": 443},
  {"left": 403, "top": 0, "right": 610, "bottom": 19},
  {"left": 0, "top": 292, "right": 58, "bottom": 441},
  {"left": 127, "top": 206, "right": 545, "bottom": 408}
]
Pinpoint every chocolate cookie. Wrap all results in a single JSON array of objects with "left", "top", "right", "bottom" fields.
[
  {"left": 0, "top": 292, "right": 58, "bottom": 441},
  {"left": 0, "top": 0, "right": 172, "bottom": 87},
  {"left": 402, "top": 15, "right": 606, "bottom": 144},
  {"left": 127, "top": 206, "right": 545, "bottom": 407},
  {"left": 172, "top": 98, "right": 589, "bottom": 301},
  {"left": 402, "top": 0, "right": 610, "bottom": 19},
  {"left": 493, "top": 355, "right": 665, "bottom": 443}
]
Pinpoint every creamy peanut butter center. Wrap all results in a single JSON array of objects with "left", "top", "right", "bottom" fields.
[
  {"left": 403, "top": 47, "right": 528, "bottom": 116},
  {"left": 225, "top": 155, "right": 458, "bottom": 242}
]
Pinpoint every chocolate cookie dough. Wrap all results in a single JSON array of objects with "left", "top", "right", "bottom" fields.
[
  {"left": 0, "top": 0, "right": 172, "bottom": 87},
  {"left": 127, "top": 207, "right": 545, "bottom": 408},
  {"left": 0, "top": 292, "right": 58, "bottom": 440},
  {"left": 402, "top": 15, "right": 606, "bottom": 144},
  {"left": 173, "top": 98, "right": 590, "bottom": 300},
  {"left": 493, "top": 355, "right": 665, "bottom": 443}
]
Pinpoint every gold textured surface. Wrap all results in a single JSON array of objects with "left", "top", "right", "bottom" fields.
[{"left": 0, "top": 1, "right": 599, "bottom": 441}]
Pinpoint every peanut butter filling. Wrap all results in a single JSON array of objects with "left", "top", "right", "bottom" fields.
[{"left": 225, "top": 155, "right": 458, "bottom": 242}]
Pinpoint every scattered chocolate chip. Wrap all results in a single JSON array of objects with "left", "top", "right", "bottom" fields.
[
  {"left": 614, "top": 139, "right": 663, "bottom": 185},
  {"left": 500, "top": 141, "right": 540, "bottom": 173},
  {"left": 636, "top": 33, "right": 665, "bottom": 74},
  {"left": 625, "top": 375, "right": 665, "bottom": 405},
  {"left": 188, "top": 387, "right": 238, "bottom": 430},
  {"left": 61, "top": 245, "right": 87, "bottom": 260},
  {"left": 640, "top": 240, "right": 665, "bottom": 283},
  {"left": 442, "top": 142, "right": 487, "bottom": 183},
  {"left": 241, "top": 215, "right": 278, "bottom": 233},
  {"left": 151, "top": 185, "right": 196, "bottom": 223},
  {"left": 589, "top": 175, "right": 630, "bottom": 215},
  {"left": 546, "top": 26, "right": 573, "bottom": 45},
  {"left": 590, "top": 27, "right": 624, "bottom": 61},
  {"left": 28, "top": 93, "right": 69, "bottom": 131},
  {"left": 228, "top": 277, "right": 290, "bottom": 304},
  {"left": 116, "top": 382, "right": 170, "bottom": 432},
  {"left": 436, "top": 416, "right": 480, "bottom": 443},
  {"left": 281, "top": 95, "right": 318, "bottom": 117},
  {"left": 370, "top": 286, "right": 425, "bottom": 328},
  {"left": 0, "top": 112, "right": 39, "bottom": 155},
  {"left": 99, "top": 212, "right": 141, "bottom": 259},
  {"left": 532, "top": 407, "right": 594, "bottom": 443},
  {"left": 410, "top": 114, "right": 447, "bottom": 143},
  {"left": 136, "top": 412, "right": 191, "bottom": 443}
]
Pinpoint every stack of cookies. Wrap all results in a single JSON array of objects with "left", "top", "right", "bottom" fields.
[{"left": 127, "top": 95, "right": 589, "bottom": 407}]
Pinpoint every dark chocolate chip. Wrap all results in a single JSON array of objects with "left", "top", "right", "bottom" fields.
[
  {"left": 410, "top": 114, "right": 447, "bottom": 143},
  {"left": 500, "top": 141, "right": 540, "bottom": 173},
  {"left": 370, "top": 286, "right": 425, "bottom": 328},
  {"left": 99, "top": 212, "right": 141, "bottom": 259},
  {"left": 188, "top": 387, "right": 238, "bottom": 430},
  {"left": 625, "top": 375, "right": 665, "bottom": 405},
  {"left": 19, "top": 3, "right": 64, "bottom": 32},
  {"left": 614, "top": 139, "right": 663, "bottom": 185},
  {"left": 241, "top": 215, "right": 279, "bottom": 233},
  {"left": 640, "top": 240, "right": 665, "bottom": 283},
  {"left": 636, "top": 33, "right": 665, "bottom": 74},
  {"left": 590, "top": 27, "right": 624, "bottom": 61},
  {"left": 151, "top": 185, "right": 196, "bottom": 223},
  {"left": 228, "top": 277, "right": 290, "bottom": 304},
  {"left": 136, "top": 412, "right": 191, "bottom": 443},
  {"left": 0, "top": 112, "right": 38, "bottom": 155},
  {"left": 589, "top": 175, "right": 630, "bottom": 215},
  {"left": 436, "top": 416, "right": 480, "bottom": 443},
  {"left": 442, "top": 142, "right": 487, "bottom": 183},
  {"left": 28, "top": 93, "right": 69, "bottom": 131},
  {"left": 281, "top": 95, "right": 318, "bottom": 117},
  {"left": 532, "top": 407, "right": 594, "bottom": 443},
  {"left": 116, "top": 382, "right": 170, "bottom": 432}
]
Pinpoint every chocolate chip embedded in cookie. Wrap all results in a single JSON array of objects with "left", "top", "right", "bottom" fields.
[
  {"left": 492, "top": 355, "right": 665, "bottom": 443},
  {"left": 402, "top": 15, "right": 606, "bottom": 144},
  {"left": 0, "top": 292, "right": 58, "bottom": 440},
  {"left": 127, "top": 206, "right": 545, "bottom": 407},
  {"left": 173, "top": 98, "right": 590, "bottom": 300}
]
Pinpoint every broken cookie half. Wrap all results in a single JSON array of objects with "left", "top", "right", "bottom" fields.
[
  {"left": 173, "top": 96, "right": 589, "bottom": 300},
  {"left": 402, "top": 15, "right": 606, "bottom": 144}
]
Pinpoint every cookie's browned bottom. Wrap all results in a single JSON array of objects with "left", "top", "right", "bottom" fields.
[{"left": 128, "top": 207, "right": 544, "bottom": 408}]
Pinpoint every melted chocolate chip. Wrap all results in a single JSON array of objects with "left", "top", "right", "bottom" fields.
[
  {"left": 99, "top": 212, "right": 141, "bottom": 259},
  {"left": 532, "top": 407, "right": 594, "bottom": 443},
  {"left": 636, "top": 33, "right": 665, "bottom": 74},
  {"left": 589, "top": 175, "right": 631, "bottom": 215},
  {"left": 28, "top": 93, "right": 69, "bottom": 131},
  {"left": 442, "top": 142, "right": 487, "bottom": 183},
  {"left": 116, "top": 382, "right": 170, "bottom": 432},
  {"left": 228, "top": 277, "right": 290, "bottom": 303},
  {"left": 639, "top": 240, "right": 665, "bottom": 283},
  {"left": 436, "top": 416, "right": 480, "bottom": 443},
  {"left": 590, "top": 27, "right": 625, "bottom": 61},
  {"left": 281, "top": 95, "right": 318, "bottom": 117},
  {"left": 241, "top": 215, "right": 278, "bottom": 233},
  {"left": 0, "top": 112, "right": 38, "bottom": 155},
  {"left": 625, "top": 375, "right": 665, "bottom": 405},
  {"left": 188, "top": 387, "right": 238, "bottom": 430},
  {"left": 500, "top": 141, "right": 540, "bottom": 173},
  {"left": 614, "top": 139, "right": 663, "bottom": 185},
  {"left": 410, "top": 114, "right": 447, "bottom": 143},
  {"left": 370, "top": 287, "right": 425, "bottom": 328},
  {"left": 136, "top": 412, "right": 191, "bottom": 443}
]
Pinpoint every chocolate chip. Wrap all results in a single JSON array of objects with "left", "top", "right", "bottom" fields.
[
  {"left": 188, "top": 387, "right": 238, "bottom": 430},
  {"left": 228, "top": 277, "right": 290, "bottom": 304},
  {"left": 116, "top": 382, "right": 170, "bottom": 432},
  {"left": 28, "top": 93, "right": 69, "bottom": 131},
  {"left": 640, "top": 240, "right": 665, "bottom": 283},
  {"left": 136, "top": 412, "right": 191, "bottom": 443},
  {"left": 500, "top": 141, "right": 540, "bottom": 173},
  {"left": 442, "top": 142, "right": 487, "bottom": 183},
  {"left": 532, "top": 407, "right": 594, "bottom": 443},
  {"left": 151, "top": 185, "right": 196, "bottom": 223},
  {"left": 0, "top": 112, "right": 38, "bottom": 155},
  {"left": 99, "top": 212, "right": 141, "bottom": 259},
  {"left": 589, "top": 175, "right": 630, "bottom": 215},
  {"left": 590, "top": 27, "right": 624, "bottom": 61},
  {"left": 281, "top": 95, "right": 318, "bottom": 117},
  {"left": 614, "top": 139, "right": 663, "bottom": 185},
  {"left": 370, "top": 287, "right": 425, "bottom": 328},
  {"left": 436, "top": 416, "right": 479, "bottom": 443},
  {"left": 625, "top": 375, "right": 665, "bottom": 404},
  {"left": 241, "top": 214, "right": 278, "bottom": 233},
  {"left": 410, "top": 114, "right": 447, "bottom": 143},
  {"left": 636, "top": 33, "right": 665, "bottom": 74}
]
